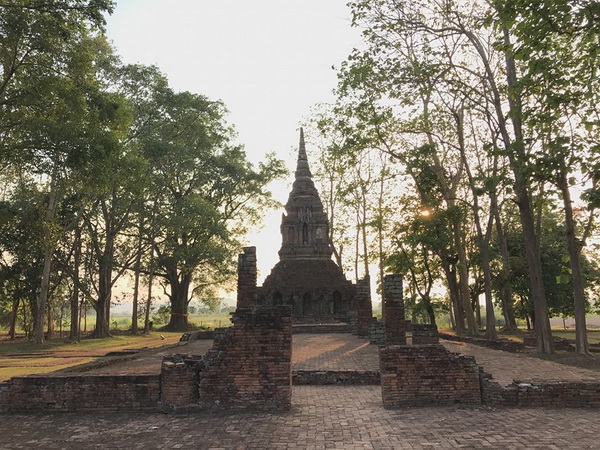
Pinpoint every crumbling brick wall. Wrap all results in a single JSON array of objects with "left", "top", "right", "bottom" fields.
[
  {"left": 160, "top": 354, "right": 202, "bottom": 410},
  {"left": 380, "top": 344, "right": 482, "bottom": 407},
  {"left": 412, "top": 324, "right": 439, "bottom": 345},
  {"left": 0, "top": 383, "right": 9, "bottom": 414},
  {"left": 482, "top": 377, "right": 600, "bottom": 408},
  {"left": 198, "top": 306, "right": 292, "bottom": 411},
  {"left": 383, "top": 274, "right": 406, "bottom": 345},
  {"left": 237, "top": 246, "right": 257, "bottom": 307},
  {"left": 356, "top": 277, "right": 372, "bottom": 336},
  {"left": 3, "top": 375, "right": 160, "bottom": 413}
]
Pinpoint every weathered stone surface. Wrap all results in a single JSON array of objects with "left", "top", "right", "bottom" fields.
[
  {"left": 160, "top": 354, "right": 202, "bottom": 411},
  {"left": 440, "top": 332, "right": 525, "bottom": 352},
  {"left": 197, "top": 306, "right": 292, "bottom": 411},
  {"left": 292, "top": 323, "right": 353, "bottom": 334},
  {"left": 255, "top": 130, "right": 359, "bottom": 323},
  {"left": 412, "top": 323, "right": 439, "bottom": 344},
  {"left": 237, "top": 246, "right": 257, "bottom": 308},
  {"left": 356, "top": 277, "right": 372, "bottom": 336},
  {"left": 369, "top": 318, "right": 385, "bottom": 344},
  {"left": 4, "top": 374, "right": 160, "bottom": 413},
  {"left": 293, "top": 370, "right": 380, "bottom": 385},
  {"left": 382, "top": 274, "right": 406, "bottom": 345},
  {"left": 380, "top": 344, "right": 481, "bottom": 407}
]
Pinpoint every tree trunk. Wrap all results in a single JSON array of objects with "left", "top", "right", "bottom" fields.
[
  {"left": 34, "top": 244, "right": 53, "bottom": 344},
  {"left": 493, "top": 204, "right": 518, "bottom": 331},
  {"left": 452, "top": 221, "right": 478, "bottom": 334},
  {"left": 144, "top": 248, "right": 155, "bottom": 334},
  {"left": 9, "top": 297, "right": 19, "bottom": 339},
  {"left": 131, "top": 209, "right": 143, "bottom": 334},
  {"left": 455, "top": 107, "right": 497, "bottom": 339},
  {"left": 559, "top": 172, "right": 590, "bottom": 355},
  {"left": 91, "top": 242, "right": 113, "bottom": 338},
  {"left": 463, "top": 21, "right": 553, "bottom": 352},
  {"left": 34, "top": 171, "right": 60, "bottom": 344},
  {"left": 46, "top": 303, "right": 54, "bottom": 339},
  {"left": 70, "top": 223, "right": 81, "bottom": 341},
  {"left": 501, "top": 27, "right": 553, "bottom": 353},
  {"left": 166, "top": 274, "right": 191, "bottom": 331},
  {"left": 360, "top": 191, "right": 370, "bottom": 279},
  {"left": 474, "top": 294, "right": 482, "bottom": 329},
  {"left": 440, "top": 255, "right": 465, "bottom": 334},
  {"left": 481, "top": 241, "right": 498, "bottom": 340}
]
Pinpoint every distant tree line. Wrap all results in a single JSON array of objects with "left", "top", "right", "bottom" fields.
[
  {"left": 304, "top": 0, "right": 600, "bottom": 354},
  {"left": 0, "top": 1, "right": 285, "bottom": 342}
]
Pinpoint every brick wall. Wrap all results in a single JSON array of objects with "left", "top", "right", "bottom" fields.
[
  {"left": 369, "top": 318, "right": 385, "bottom": 344},
  {"left": 482, "top": 376, "right": 600, "bottom": 408},
  {"left": 0, "top": 383, "right": 9, "bottom": 413},
  {"left": 356, "top": 277, "right": 372, "bottom": 337},
  {"left": 439, "top": 332, "right": 525, "bottom": 352},
  {"left": 237, "top": 246, "right": 257, "bottom": 307},
  {"left": 412, "top": 324, "right": 439, "bottom": 345},
  {"left": 160, "top": 354, "right": 202, "bottom": 411},
  {"left": 382, "top": 274, "right": 406, "bottom": 345},
  {"left": 380, "top": 344, "right": 481, "bottom": 407},
  {"left": 197, "top": 306, "right": 292, "bottom": 411},
  {"left": 3, "top": 375, "right": 160, "bottom": 413}
]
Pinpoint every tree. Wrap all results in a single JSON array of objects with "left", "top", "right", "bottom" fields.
[
  {"left": 496, "top": 0, "right": 600, "bottom": 354},
  {"left": 122, "top": 67, "right": 286, "bottom": 331},
  {"left": 1, "top": 1, "right": 118, "bottom": 343},
  {"left": 340, "top": 0, "right": 555, "bottom": 349}
]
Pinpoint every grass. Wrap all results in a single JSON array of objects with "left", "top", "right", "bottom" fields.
[
  {"left": 0, "top": 331, "right": 184, "bottom": 382},
  {"left": 0, "top": 311, "right": 233, "bottom": 381},
  {"left": 552, "top": 329, "right": 600, "bottom": 345}
]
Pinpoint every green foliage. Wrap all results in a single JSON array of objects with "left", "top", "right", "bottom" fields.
[{"left": 501, "top": 209, "right": 600, "bottom": 318}]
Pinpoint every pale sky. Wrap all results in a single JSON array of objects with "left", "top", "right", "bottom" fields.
[{"left": 105, "top": 1, "right": 362, "bottom": 285}]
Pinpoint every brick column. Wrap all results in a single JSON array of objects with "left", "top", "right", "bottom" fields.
[
  {"left": 160, "top": 354, "right": 200, "bottom": 410},
  {"left": 198, "top": 306, "right": 292, "bottom": 410},
  {"left": 383, "top": 274, "right": 406, "bottom": 345},
  {"left": 237, "top": 246, "right": 257, "bottom": 308},
  {"left": 356, "top": 277, "right": 372, "bottom": 336}
]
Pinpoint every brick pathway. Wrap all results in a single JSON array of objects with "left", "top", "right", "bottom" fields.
[
  {"left": 292, "top": 334, "right": 379, "bottom": 370},
  {"left": 292, "top": 334, "right": 600, "bottom": 386},
  {"left": 442, "top": 340, "right": 600, "bottom": 385},
  {"left": 1, "top": 386, "right": 599, "bottom": 449},
  {"left": 78, "top": 333, "right": 600, "bottom": 388}
]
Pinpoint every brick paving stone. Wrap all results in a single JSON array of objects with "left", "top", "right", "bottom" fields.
[
  {"left": 441, "top": 339, "right": 600, "bottom": 385},
  {"left": 81, "top": 333, "right": 600, "bottom": 388},
  {"left": 14, "top": 332, "right": 600, "bottom": 449},
  {"left": 292, "top": 334, "right": 379, "bottom": 371},
  {"left": 3, "top": 386, "right": 598, "bottom": 449}
]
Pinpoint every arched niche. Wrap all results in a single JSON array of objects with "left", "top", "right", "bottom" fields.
[
  {"left": 273, "top": 291, "right": 283, "bottom": 306},
  {"left": 333, "top": 291, "right": 342, "bottom": 314},
  {"left": 302, "top": 292, "right": 312, "bottom": 315}
]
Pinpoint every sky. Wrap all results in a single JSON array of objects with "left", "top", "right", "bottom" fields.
[{"left": 104, "top": 1, "right": 363, "bottom": 287}]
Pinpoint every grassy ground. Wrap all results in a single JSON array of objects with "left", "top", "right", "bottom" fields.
[
  {"left": 0, "top": 312, "right": 233, "bottom": 382},
  {"left": 0, "top": 331, "right": 183, "bottom": 382}
]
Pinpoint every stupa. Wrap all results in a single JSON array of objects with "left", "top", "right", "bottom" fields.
[{"left": 255, "top": 128, "right": 357, "bottom": 322}]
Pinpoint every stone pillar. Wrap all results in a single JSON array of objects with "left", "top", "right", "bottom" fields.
[
  {"left": 237, "top": 246, "right": 257, "bottom": 308},
  {"left": 383, "top": 274, "right": 406, "bottom": 345},
  {"left": 356, "top": 277, "right": 372, "bottom": 337}
]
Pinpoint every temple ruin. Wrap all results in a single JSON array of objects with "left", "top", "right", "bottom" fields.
[{"left": 251, "top": 128, "right": 363, "bottom": 323}]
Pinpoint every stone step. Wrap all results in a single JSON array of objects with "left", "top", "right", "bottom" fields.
[{"left": 292, "top": 323, "right": 352, "bottom": 334}]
